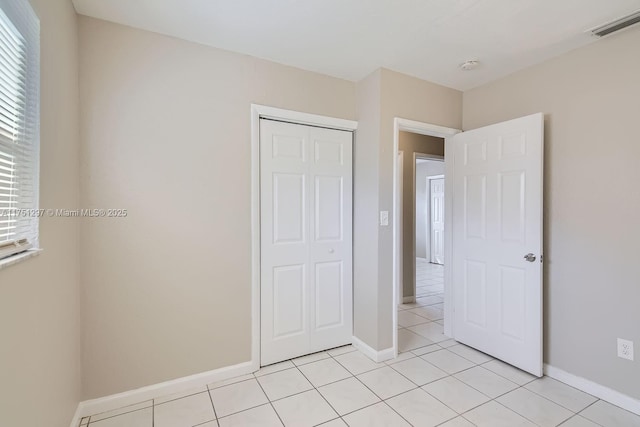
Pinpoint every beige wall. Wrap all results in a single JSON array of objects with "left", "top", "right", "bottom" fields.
[
  {"left": 353, "top": 70, "right": 382, "bottom": 348},
  {"left": 78, "top": 17, "right": 356, "bottom": 398},
  {"left": 463, "top": 26, "right": 640, "bottom": 399},
  {"left": 377, "top": 69, "right": 462, "bottom": 348},
  {"left": 1, "top": 2, "right": 635, "bottom": 418},
  {"left": 398, "top": 132, "right": 444, "bottom": 298},
  {"left": 76, "top": 8, "right": 640, "bottom": 406},
  {"left": 0, "top": 0, "right": 81, "bottom": 426},
  {"left": 77, "top": 15, "right": 460, "bottom": 399},
  {"left": 352, "top": 70, "right": 461, "bottom": 351}
]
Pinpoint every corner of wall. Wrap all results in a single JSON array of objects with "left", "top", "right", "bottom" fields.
[
  {"left": 352, "top": 68, "right": 383, "bottom": 351},
  {"left": 0, "top": 1, "right": 83, "bottom": 426}
]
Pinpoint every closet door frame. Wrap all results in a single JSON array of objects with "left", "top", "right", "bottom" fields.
[{"left": 250, "top": 104, "right": 358, "bottom": 370}]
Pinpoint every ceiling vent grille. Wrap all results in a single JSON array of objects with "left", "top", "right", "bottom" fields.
[{"left": 591, "top": 10, "right": 640, "bottom": 37}]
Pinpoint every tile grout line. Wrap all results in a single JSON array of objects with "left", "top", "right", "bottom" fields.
[
  {"left": 387, "top": 350, "right": 503, "bottom": 423},
  {"left": 260, "top": 365, "right": 355, "bottom": 393},
  {"left": 387, "top": 366, "right": 475, "bottom": 420},
  {"left": 573, "top": 399, "right": 605, "bottom": 427},
  {"left": 204, "top": 384, "right": 220, "bottom": 426},
  {"left": 88, "top": 262, "right": 601, "bottom": 427},
  {"left": 405, "top": 348, "right": 552, "bottom": 422},
  {"left": 379, "top": 399, "right": 418, "bottom": 427},
  {"left": 556, "top": 414, "right": 593, "bottom": 427},
  {"left": 267, "top": 280, "right": 490, "bottom": 422},
  {"left": 325, "top": 349, "right": 417, "bottom": 426},
  {"left": 380, "top": 266, "right": 467, "bottom": 425},
  {"left": 209, "top": 375, "right": 277, "bottom": 420},
  {"left": 261, "top": 352, "right": 362, "bottom": 425},
  {"left": 492, "top": 396, "right": 560, "bottom": 426},
  {"left": 520, "top": 377, "right": 601, "bottom": 415},
  {"left": 83, "top": 401, "right": 154, "bottom": 424},
  {"left": 290, "top": 359, "right": 348, "bottom": 423},
  {"left": 456, "top": 379, "right": 585, "bottom": 427},
  {"left": 459, "top": 413, "right": 478, "bottom": 426},
  {"left": 252, "top": 372, "right": 287, "bottom": 427},
  {"left": 85, "top": 341, "right": 593, "bottom": 422},
  {"left": 457, "top": 387, "right": 520, "bottom": 421},
  {"left": 153, "top": 389, "right": 206, "bottom": 406}
]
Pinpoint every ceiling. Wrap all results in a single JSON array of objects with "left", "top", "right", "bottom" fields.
[{"left": 71, "top": 0, "right": 640, "bottom": 91}]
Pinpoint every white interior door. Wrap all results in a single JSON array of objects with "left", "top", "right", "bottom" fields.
[
  {"left": 452, "top": 113, "right": 543, "bottom": 376},
  {"left": 260, "top": 119, "right": 353, "bottom": 366},
  {"left": 430, "top": 178, "right": 445, "bottom": 265}
]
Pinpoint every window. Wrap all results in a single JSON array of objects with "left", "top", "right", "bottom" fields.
[{"left": 0, "top": 0, "right": 39, "bottom": 260}]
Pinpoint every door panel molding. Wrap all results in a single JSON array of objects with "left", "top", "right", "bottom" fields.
[
  {"left": 251, "top": 105, "right": 357, "bottom": 370},
  {"left": 429, "top": 176, "right": 445, "bottom": 264},
  {"left": 452, "top": 112, "right": 544, "bottom": 376}
]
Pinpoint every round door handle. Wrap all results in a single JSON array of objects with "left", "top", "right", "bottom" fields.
[
  {"left": 524, "top": 253, "right": 536, "bottom": 262},
  {"left": 329, "top": 249, "right": 335, "bottom": 254}
]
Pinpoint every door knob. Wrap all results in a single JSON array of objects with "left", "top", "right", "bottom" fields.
[
  {"left": 524, "top": 253, "right": 536, "bottom": 262},
  {"left": 328, "top": 248, "right": 334, "bottom": 254}
]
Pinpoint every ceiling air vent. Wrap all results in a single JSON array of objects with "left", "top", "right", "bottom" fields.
[{"left": 590, "top": 10, "right": 640, "bottom": 37}]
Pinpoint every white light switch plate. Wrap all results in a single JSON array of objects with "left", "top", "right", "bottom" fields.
[{"left": 380, "top": 211, "right": 389, "bottom": 226}]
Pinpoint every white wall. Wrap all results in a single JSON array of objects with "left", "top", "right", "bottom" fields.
[
  {"left": 0, "top": 0, "right": 81, "bottom": 426},
  {"left": 415, "top": 160, "right": 445, "bottom": 260},
  {"left": 463, "top": 25, "right": 640, "bottom": 400}
]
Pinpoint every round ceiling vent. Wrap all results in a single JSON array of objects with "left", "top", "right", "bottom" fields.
[{"left": 459, "top": 60, "right": 480, "bottom": 71}]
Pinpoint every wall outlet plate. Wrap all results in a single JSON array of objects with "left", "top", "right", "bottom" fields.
[{"left": 617, "top": 338, "right": 634, "bottom": 361}]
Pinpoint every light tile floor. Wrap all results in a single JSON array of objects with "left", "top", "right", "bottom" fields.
[{"left": 79, "top": 261, "right": 640, "bottom": 426}]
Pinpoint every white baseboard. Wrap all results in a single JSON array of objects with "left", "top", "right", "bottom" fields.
[
  {"left": 69, "top": 404, "right": 83, "bottom": 427},
  {"left": 376, "top": 346, "right": 396, "bottom": 362},
  {"left": 71, "top": 361, "right": 254, "bottom": 426},
  {"left": 402, "top": 296, "right": 416, "bottom": 304},
  {"left": 352, "top": 336, "right": 395, "bottom": 363},
  {"left": 544, "top": 364, "right": 640, "bottom": 416}
]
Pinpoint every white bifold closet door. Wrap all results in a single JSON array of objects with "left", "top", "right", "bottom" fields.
[{"left": 260, "top": 119, "right": 353, "bottom": 366}]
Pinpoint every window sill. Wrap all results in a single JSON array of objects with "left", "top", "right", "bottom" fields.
[{"left": 0, "top": 248, "right": 42, "bottom": 271}]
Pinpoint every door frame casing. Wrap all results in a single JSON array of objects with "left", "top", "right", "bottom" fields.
[
  {"left": 251, "top": 104, "right": 358, "bottom": 371},
  {"left": 397, "top": 151, "right": 404, "bottom": 304},
  {"left": 393, "top": 118, "right": 460, "bottom": 345}
]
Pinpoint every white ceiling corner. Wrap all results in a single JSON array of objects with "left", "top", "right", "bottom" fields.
[{"left": 71, "top": 0, "right": 640, "bottom": 91}]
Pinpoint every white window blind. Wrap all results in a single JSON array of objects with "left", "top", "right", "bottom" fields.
[{"left": 0, "top": 0, "right": 39, "bottom": 259}]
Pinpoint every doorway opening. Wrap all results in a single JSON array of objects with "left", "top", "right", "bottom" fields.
[
  {"left": 392, "top": 114, "right": 544, "bottom": 376},
  {"left": 392, "top": 118, "right": 459, "bottom": 357},
  {"left": 397, "top": 136, "right": 447, "bottom": 352}
]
